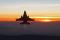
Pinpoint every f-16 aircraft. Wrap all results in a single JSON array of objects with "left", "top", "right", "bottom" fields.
[{"left": 16, "top": 10, "right": 34, "bottom": 24}]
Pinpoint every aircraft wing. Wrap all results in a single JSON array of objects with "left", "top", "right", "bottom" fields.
[
  {"left": 16, "top": 18, "right": 22, "bottom": 21},
  {"left": 16, "top": 18, "right": 34, "bottom": 21},
  {"left": 28, "top": 18, "right": 34, "bottom": 21}
]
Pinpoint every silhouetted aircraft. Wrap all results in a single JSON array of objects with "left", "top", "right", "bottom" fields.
[{"left": 16, "top": 10, "right": 34, "bottom": 24}]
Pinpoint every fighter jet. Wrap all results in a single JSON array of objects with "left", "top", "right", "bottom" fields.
[{"left": 16, "top": 10, "right": 34, "bottom": 24}]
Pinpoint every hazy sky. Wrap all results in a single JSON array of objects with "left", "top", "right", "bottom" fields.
[{"left": 0, "top": 0, "right": 60, "bottom": 18}]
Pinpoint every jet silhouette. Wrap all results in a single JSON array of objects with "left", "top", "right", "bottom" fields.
[{"left": 16, "top": 11, "right": 34, "bottom": 24}]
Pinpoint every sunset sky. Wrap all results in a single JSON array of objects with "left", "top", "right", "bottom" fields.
[{"left": 0, "top": 0, "right": 60, "bottom": 21}]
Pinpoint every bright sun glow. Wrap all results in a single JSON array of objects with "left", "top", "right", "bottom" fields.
[
  {"left": 34, "top": 18, "right": 53, "bottom": 22},
  {"left": 41, "top": 19, "right": 52, "bottom": 22}
]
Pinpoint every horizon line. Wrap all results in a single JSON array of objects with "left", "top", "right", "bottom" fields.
[{"left": 0, "top": 17, "right": 60, "bottom": 19}]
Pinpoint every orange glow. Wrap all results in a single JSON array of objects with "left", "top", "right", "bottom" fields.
[
  {"left": 0, "top": 17, "right": 60, "bottom": 22},
  {"left": 0, "top": 18, "right": 16, "bottom": 22},
  {"left": 34, "top": 17, "right": 60, "bottom": 22},
  {"left": 34, "top": 19, "right": 53, "bottom": 22},
  {"left": 40, "top": 19, "right": 52, "bottom": 22}
]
